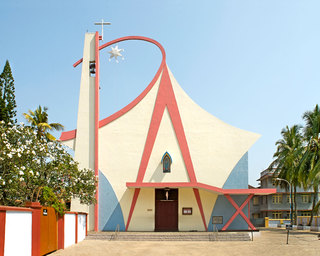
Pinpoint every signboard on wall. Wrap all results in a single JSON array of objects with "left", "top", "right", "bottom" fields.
[
  {"left": 212, "top": 216, "right": 223, "bottom": 224},
  {"left": 182, "top": 208, "right": 192, "bottom": 215}
]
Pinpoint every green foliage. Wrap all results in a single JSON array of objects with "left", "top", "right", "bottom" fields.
[
  {"left": 0, "top": 122, "right": 97, "bottom": 212},
  {"left": 271, "top": 125, "right": 304, "bottom": 185},
  {"left": 270, "top": 104, "right": 320, "bottom": 224},
  {"left": 23, "top": 105, "right": 64, "bottom": 141},
  {"left": 0, "top": 60, "right": 17, "bottom": 124},
  {"left": 270, "top": 125, "right": 304, "bottom": 224},
  {"left": 40, "top": 186, "right": 66, "bottom": 215}
]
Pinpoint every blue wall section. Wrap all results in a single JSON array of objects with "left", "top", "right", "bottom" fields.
[
  {"left": 208, "top": 195, "right": 249, "bottom": 231},
  {"left": 222, "top": 152, "right": 248, "bottom": 189},
  {"left": 208, "top": 153, "right": 249, "bottom": 230},
  {"left": 99, "top": 171, "right": 125, "bottom": 231}
]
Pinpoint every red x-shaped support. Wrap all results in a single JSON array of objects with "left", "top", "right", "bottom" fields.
[{"left": 222, "top": 194, "right": 256, "bottom": 231}]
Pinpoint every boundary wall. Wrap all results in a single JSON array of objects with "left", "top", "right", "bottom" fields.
[
  {"left": 264, "top": 216, "right": 320, "bottom": 231},
  {"left": 0, "top": 204, "right": 87, "bottom": 256}
]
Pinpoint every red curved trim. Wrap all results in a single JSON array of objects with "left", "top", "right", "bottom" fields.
[
  {"left": 73, "top": 36, "right": 166, "bottom": 68},
  {"left": 73, "top": 59, "right": 82, "bottom": 68},
  {"left": 60, "top": 36, "right": 166, "bottom": 141},
  {"left": 135, "top": 65, "right": 197, "bottom": 183},
  {"left": 60, "top": 129, "right": 76, "bottom": 141},
  {"left": 126, "top": 182, "right": 277, "bottom": 195}
]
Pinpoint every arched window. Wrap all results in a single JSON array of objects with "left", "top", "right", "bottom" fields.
[{"left": 161, "top": 152, "right": 172, "bottom": 173}]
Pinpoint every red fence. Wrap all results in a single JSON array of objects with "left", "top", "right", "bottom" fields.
[{"left": 0, "top": 203, "right": 87, "bottom": 256}]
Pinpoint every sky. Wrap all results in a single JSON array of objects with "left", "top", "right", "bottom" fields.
[{"left": 1, "top": 0, "right": 320, "bottom": 186}]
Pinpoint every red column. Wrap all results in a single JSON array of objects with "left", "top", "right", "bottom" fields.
[
  {"left": 85, "top": 214, "right": 88, "bottom": 236},
  {"left": 125, "top": 188, "right": 140, "bottom": 231},
  {"left": 26, "top": 202, "right": 41, "bottom": 256},
  {"left": 75, "top": 213, "right": 78, "bottom": 244},
  {"left": 193, "top": 188, "right": 207, "bottom": 231},
  {"left": 248, "top": 197, "right": 251, "bottom": 230},
  {"left": 0, "top": 210, "right": 6, "bottom": 256},
  {"left": 57, "top": 215, "right": 65, "bottom": 249},
  {"left": 94, "top": 31, "right": 100, "bottom": 232}
]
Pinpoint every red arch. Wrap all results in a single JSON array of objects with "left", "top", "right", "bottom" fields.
[
  {"left": 60, "top": 36, "right": 166, "bottom": 141},
  {"left": 73, "top": 36, "right": 166, "bottom": 68}
]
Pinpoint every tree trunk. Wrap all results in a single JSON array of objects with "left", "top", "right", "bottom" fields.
[
  {"left": 290, "top": 184, "right": 294, "bottom": 225},
  {"left": 294, "top": 186, "right": 298, "bottom": 225},
  {"left": 308, "top": 185, "right": 318, "bottom": 226}
]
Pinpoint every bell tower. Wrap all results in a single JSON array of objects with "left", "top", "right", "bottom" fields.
[{"left": 71, "top": 32, "right": 99, "bottom": 231}]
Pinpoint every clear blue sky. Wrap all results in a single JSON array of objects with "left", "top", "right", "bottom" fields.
[{"left": 1, "top": 0, "right": 320, "bottom": 186}]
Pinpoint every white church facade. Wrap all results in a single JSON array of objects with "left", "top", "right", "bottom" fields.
[{"left": 60, "top": 32, "right": 275, "bottom": 232}]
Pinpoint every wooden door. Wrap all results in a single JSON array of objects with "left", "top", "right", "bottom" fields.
[
  {"left": 40, "top": 207, "right": 58, "bottom": 256},
  {"left": 155, "top": 189, "right": 178, "bottom": 231}
]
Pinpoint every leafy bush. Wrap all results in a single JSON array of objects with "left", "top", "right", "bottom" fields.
[{"left": 0, "top": 121, "right": 96, "bottom": 211}]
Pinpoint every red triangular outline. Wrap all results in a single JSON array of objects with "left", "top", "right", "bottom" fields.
[{"left": 136, "top": 64, "right": 197, "bottom": 184}]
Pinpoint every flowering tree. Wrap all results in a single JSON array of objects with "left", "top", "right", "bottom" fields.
[{"left": 0, "top": 121, "right": 96, "bottom": 212}]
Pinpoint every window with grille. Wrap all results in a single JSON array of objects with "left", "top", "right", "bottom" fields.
[
  {"left": 301, "top": 194, "right": 311, "bottom": 203},
  {"left": 272, "top": 194, "right": 282, "bottom": 204},
  {"left": 272, "top": 212, "right": 282, "bottom": 219}
]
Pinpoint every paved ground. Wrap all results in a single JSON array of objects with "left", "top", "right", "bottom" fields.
[{"left": 51, "top": 229, "right": 320, "bottom": 256}]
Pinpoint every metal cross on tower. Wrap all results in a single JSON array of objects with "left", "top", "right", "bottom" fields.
[{"left": 94, "top": 19, "right": 111, "bottom": 41}]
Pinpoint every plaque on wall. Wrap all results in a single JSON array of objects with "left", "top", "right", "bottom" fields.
[
  {"left": 212, "top": 216, "right": 223, "bottom": 224},
  {"left": 182, "top": 207, "right": 192, "bottom": 215}
]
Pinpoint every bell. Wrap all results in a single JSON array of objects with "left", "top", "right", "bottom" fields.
[{"left": 89, "top": 62, "right": 96, "bottom": 74}]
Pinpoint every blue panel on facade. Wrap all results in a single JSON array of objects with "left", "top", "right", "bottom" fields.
[
  {"left": 208, "top": 195, "right": 248, "bottom": 231},
  {"left": 223, "top": 152, "right": 248, "bottom": 189},
  {"left": 208, "top": 152, "right": 249, "bottom": 230},
  {"left": 99, "top": 171, "right": 125, "bottom": 231}
]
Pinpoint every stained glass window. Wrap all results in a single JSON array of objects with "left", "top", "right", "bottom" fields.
[{"left": 162, "top": 152, "right": 172, "bottom": 173}]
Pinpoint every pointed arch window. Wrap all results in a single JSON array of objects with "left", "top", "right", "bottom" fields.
[{"left": 161, "top": 152, "right": 172, "bottom": 173}]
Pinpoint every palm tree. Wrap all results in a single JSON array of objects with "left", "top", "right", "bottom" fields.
[
  {"left": 23, "top": 105, "right": 64, "bottom": 141},
  {"left": 269, "top": 125, "right": 304, "bottom": 224},
  {"left": 299, "top": 104, "right": 320, "bottom": 225}
]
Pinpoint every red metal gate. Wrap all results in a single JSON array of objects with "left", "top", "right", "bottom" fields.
[{"left": 40, "top": 207, "right": 58, "bottom": 255}]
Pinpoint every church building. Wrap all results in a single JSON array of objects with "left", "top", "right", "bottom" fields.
[{"left": 60, "top": 32, "right": 275, "bottom": 232}]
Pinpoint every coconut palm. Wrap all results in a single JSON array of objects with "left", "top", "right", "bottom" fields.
[
  {"left": 23, "top": 105, "right": 64, "bottom": 141},
  {"left": 299, "top": 104, "right": 320, "bottom": 225},
  {"left": 269, "top": 125, "right": 304, "bottom": 224}
]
